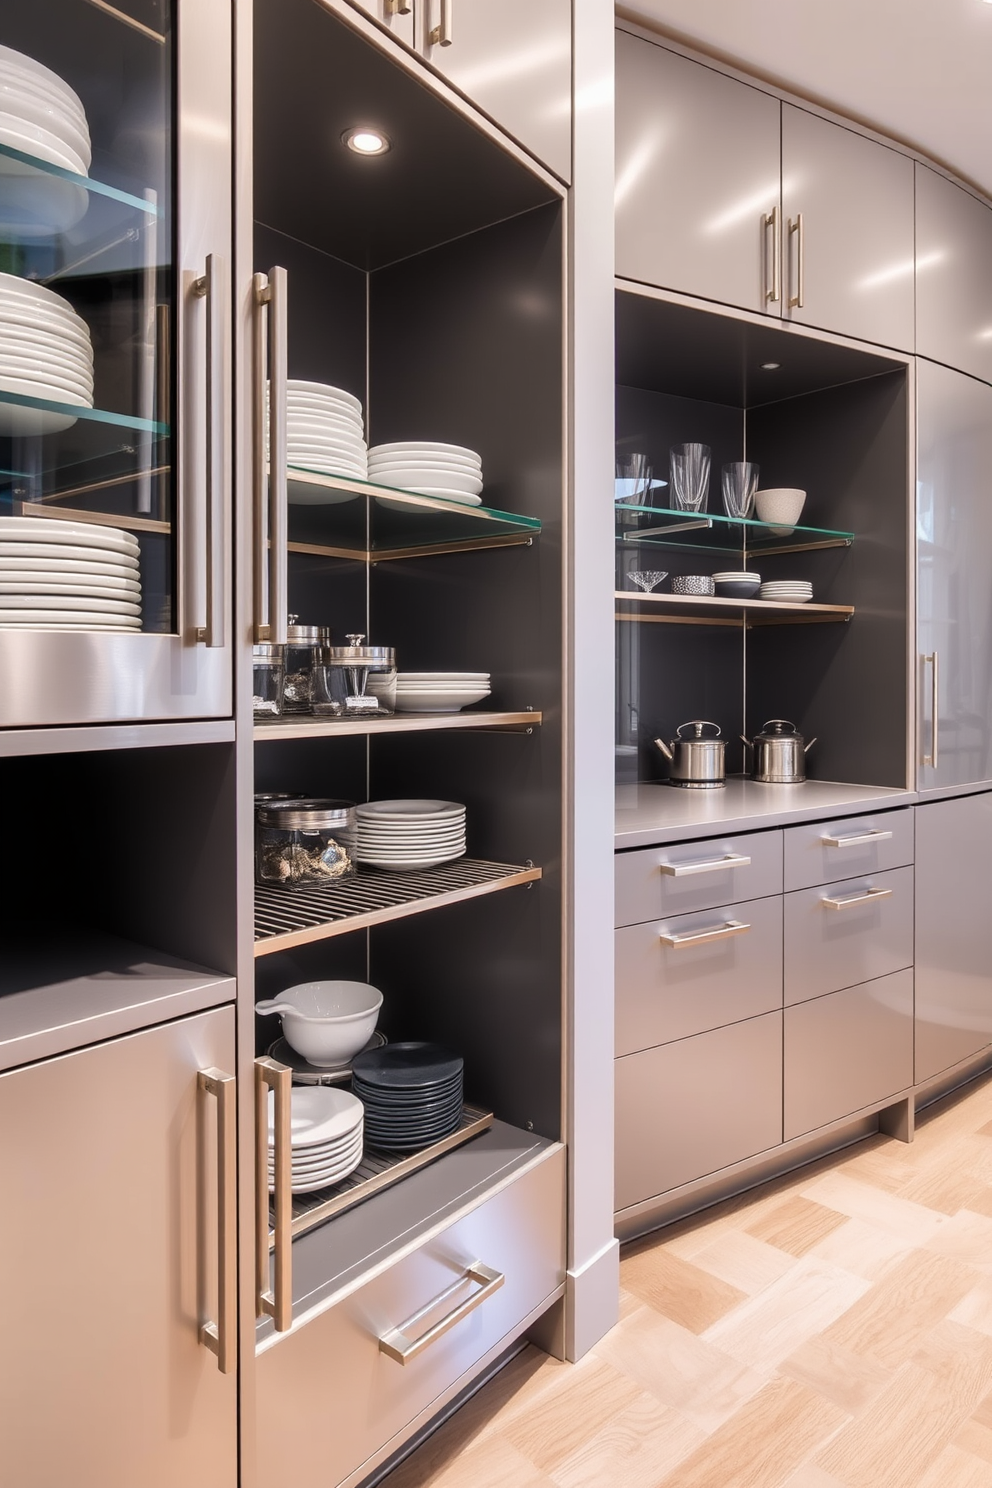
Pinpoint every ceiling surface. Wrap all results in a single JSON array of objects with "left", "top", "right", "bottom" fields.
[{"left": 618, "top": 0, "right": 992, "bottom": 197}]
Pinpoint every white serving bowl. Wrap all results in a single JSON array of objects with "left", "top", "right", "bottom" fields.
[
  {"left": 754, "top": 488, "right": 806, "bottom": 526},
  {"left": 257, "top": 980, "right": 383, "bottom": 1069}
]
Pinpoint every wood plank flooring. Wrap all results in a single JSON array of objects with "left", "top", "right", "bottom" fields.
[{"left": 385, "top": 1071, "right": 992, "bottom": 1488}]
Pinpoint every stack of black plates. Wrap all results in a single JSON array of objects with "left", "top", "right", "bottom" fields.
[{"left": 352, "top": 1042, "right": 464, "bottom": 1151}]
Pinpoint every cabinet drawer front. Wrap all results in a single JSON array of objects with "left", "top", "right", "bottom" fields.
[
  {"left": 784, "top": 971, "right": 913, "bottom": 1139},
  {"left": 615, "top": 830, "right": 783, "bottom": 927},
  {"left": 784, "top": 865, "right": 913, "bottom": 1005},
  {"left": 616, "top": 895, "right": 783, "bottom": 1055},
  {"left": 255, "top": 1149, "right": 564, "bottom": 1488},
  {"left": 615, "top": 1014, "right": 782, "bottom": 1210},
  {"left": 784, "top": 809, "right": 913, "bottom": 890}
]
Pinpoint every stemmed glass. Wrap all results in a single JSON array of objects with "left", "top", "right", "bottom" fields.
[{"left": 627, "top": 570, "right": 668, "bottom": 593}]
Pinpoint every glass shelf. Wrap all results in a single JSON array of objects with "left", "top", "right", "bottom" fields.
[
  {"left": 285, "top": 466, "right": 541, "bottom": 560},
  {"left": 615, "top": 502, "right": 854, "bottom": 557}
]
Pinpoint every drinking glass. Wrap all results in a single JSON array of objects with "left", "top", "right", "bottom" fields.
[
  {"left": 627, "top": 570, "right": 668, "bottom": 592},
  {"left": 669, "top": 444, "right": 711, "bottom": 513},
  {"left": 721, "top": 462, "right": 760, "bottom": 519},
  {"left": 615, "top": 452, "right": 653, "bottom": 506}
]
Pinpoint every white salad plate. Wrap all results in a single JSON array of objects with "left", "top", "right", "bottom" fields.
[
  {"left": 0, "top": 109, "right": 87, "bottom": 172},
  {"left": 269, "top": 1133, "right": 364, "bottom": 1175},
  {"left": 0, "top": 318, "right": 92, "bottom": 354},
  {"left": 0, "top": 70, "right": 87, "bottom": 132},
  {"left": 358, "top": 825, "right": 466, "bottom": 842},
  {"left": 0, "top": 92, "right": 89, "bottom": 161},
  {"left": 372, "top": 468, "right": 483, "bottom": 496},
  {"left": 358, "top": 799, "right": 465, "bottom": 820},
  {"left": 0, "top": 581, "right": 141, "bottom": 601},
  {"left": 0, "top": 557, "right": 137, "bottom": 579},
  {"left": 0, "top": 45, "right": 85, "bottom": 100},
  {"left": 0, "top": 591, "right": 140, "bottom": 614},
  {"left": 0, "top": 610, "right": 141, "bottom": 627},
  {"left": 0, "top": 362, "right": 93, "bottom": 397},
  {"left": 0, "top": 516, "right": 138, "bottom": 548},
  {"left": 369, "top": 441, "right": 480, "bottom": 464},
  {"left": 368, "top": 455, "right": 481, "bottom": 476},
  {"left": 286, "top": 436, "right": 367, "bottom": 458},
  {"left": 286, "top": 378, "right": 362, "bottom": 407}
]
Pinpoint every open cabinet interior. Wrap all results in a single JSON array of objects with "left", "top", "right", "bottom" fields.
[{"left": 615, "top": 288, "right": 910, "bottom": 790}]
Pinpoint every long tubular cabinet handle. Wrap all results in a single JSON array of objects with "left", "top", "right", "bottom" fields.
[
  {"left": 659, "top": 853, "right": 751, "bottom": 877},
  {"left": 788, "top": 213, "right": 805, "bottom": 309},
  {"left": 379, "top": 1262, "right": 504, "bottom": 1364},
  {"left": 192, "top": 256, "right": 230, "bottom": 647},
  {"left": 256, "top": 1056, "right": 293, "bottom": 1332},
  {"left": 820, "top": 829, "right": 894, "bottom": 848},
  {"left": 429, "top": 0, "right": 453, "bottom": 46},
  {"left": 923, "top": 652, "right": 939, "bottom": 768},
  {"left": 198, "top": 1068, "right": 237, "bottom": 1374},
  {"left": 385, "top": 0, "right": 411, "bottom": 11},
  {"left": 253, "top": 269, "right": 288, "bottom": 644},
  {"left": 659, "top": 919, "right": 750, "bottom": 949},
  {"left": 764, "top": 205, "right": 781, "bottom": 303},
  {"left": 821, "top": 886, "right": 893, "bottom": 910}
]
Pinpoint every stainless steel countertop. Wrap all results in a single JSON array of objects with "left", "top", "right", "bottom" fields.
[{"left": 615, "top": 777, "right": 919, "bottom": 849}]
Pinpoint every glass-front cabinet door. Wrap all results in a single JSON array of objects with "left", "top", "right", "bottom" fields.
[{"left": 0, "top": 0, "right": 231, "bottom": 726}]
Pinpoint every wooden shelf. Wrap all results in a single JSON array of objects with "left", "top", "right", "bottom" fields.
[
  {"left": 615, "top": 591, "right": 855, "bottom": 627},
  {"left": 254, "top": 709, "right": 541, "bottom": 741}
]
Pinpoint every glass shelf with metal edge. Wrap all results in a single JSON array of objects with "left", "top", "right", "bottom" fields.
[
  {"left": 0, "top": 141, "right": 163, "bottom": 261},
  {"left": 615, "top": 501, "right": 855, "bottom": 559}
]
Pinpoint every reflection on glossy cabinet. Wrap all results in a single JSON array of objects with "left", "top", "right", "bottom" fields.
[
  {"left": 916, "top": 165, "right": 992, "bottom": 384},
  {"left": 917, "top": 359, "right": 992, "bottom": 790},
  {"left": 615, "top": 33, "right": 780, "bottom": 313},
  {"left": 419, "top": 0, "right": 571, "bottom": 180},
  {"left": 351, "top": 0, "right": 416, "bottom": 48},
  {"left": 781, "top": 106, "right": 915, "bottom": 351}
]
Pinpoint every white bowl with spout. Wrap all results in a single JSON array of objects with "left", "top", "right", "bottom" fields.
[{"left": 256, "top": 980, "right": 383, "bottom": 1068}]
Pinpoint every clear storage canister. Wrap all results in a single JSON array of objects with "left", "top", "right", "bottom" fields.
[
  {"left": 255, "top": 798, "right": 357, "bottom": 887},
  {"left": 252, "top": 643, "right": 285, "bottom": 718},
  {"left": 312, "top": 634, "right": 397, "bottom": 716},
  {"left": 283, "top": 617, "right": 331, "bottom": 714}
]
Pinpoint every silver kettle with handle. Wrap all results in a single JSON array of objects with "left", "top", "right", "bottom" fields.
[
  {"left": 654, "top": 721, "right": 726, "bottom": 789},
  {"left": 741, "top": 719, "right": 817, "bottom": 784}
]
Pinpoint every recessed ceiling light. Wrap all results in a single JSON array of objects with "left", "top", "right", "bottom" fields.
[
  {"left": 760, "top": 361, "right": 781, "bottom": 370},
  {"left": 343, "top": 127, "right": 391, "bottom": 156}
]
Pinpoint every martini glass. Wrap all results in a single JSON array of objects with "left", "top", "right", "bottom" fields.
[{"left": 627, "top": 570, "right": 668, "bottom": 593}]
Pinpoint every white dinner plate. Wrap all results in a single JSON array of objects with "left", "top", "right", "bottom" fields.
[
  {"left": 0, "top": 96, "right": 90, "bottom": 168},
  {"left": 285, "top": 380, "right": 362, "bottom": 413},
  {"left": 0, "top": 269, "right": 84, "bottom": 312},
  {"left": 267, "top": 1085, "right": 364, "bottom": 1147},
  {"left": 358, "top": 851, "right": 467, "bottom": 870},
  {"left": 0, "top": 370, "right": 90, "bottom": 403},
  {"left": 288, "top": 460, "right": 367, "bottom": 480},
  {"left": 269, "top": 1133, "right": 364, "bottom": 1173},
  {"left": 0, "top": 46, "right": 85, "bottom": 108},
  {"left": 0, "top": 610, "right": 141, "bottom": 626},
  {"left": 0, "top": 516, "right": 138, "bottom": 549},
  {"left": 372, "top": 469, "right": 483, "bottom": 496},
  {"left": 0, "top": 580, "right": 141, "bottom": 601},
  {"left": 369, "top": 441, "right": 480, "bottom": 464},
  {"left": 0, "top": 556, "right": 138, "bottom": 580},
  {"left": 273, "top": 1148, "right": 364, "bottom": 1194},
  {"left": 0, "top": 361, "right": 93, "bottom": 398},
  {"left": 0, "top": 70, "right": 88, "bottom": 133},
  {"left": 0, "top": 591, "right": 140, "bottom": 614},
  {"left": 0, "top": 310, "right": 90, "bottom": 352},
  {"left": 358, "top": 827, "right": 467, "bottom": 843},
  {"left": 0, "top": 344, "right": 93, "bottom": 379},
  {"left": 358, "top": 799, "right": 464, "bottom": 819},
  {"left": 269, "top": 1146, "right": 364, "bottom": 1181},
  {"left": 0, "top": 117, "right": 86, "bottom": 175},
  {"left": 286, "top": 435, "right": 367, "bottom": 457},
  {"left": 0, "top": 287, "right": 89, "bottom": 325},
  {"left": 368, "top": 455, "right": 482, "bottom": 475},
  {"left": 287, "top": 408, "right": 365, "bottom": 430},
  {"left": 395, "top": 672, "right": 490, "bottom": 680}
]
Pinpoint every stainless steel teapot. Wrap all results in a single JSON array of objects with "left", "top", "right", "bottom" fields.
[
  {"left": 654, "top": 721, "right": 726, "bottom": 789},
  {"left": 741, "top": 719, "right": 816, "bottom": 784}
]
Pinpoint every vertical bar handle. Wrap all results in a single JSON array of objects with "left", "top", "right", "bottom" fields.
[
  {"left": 198, "top": 1068, "right": 237, "bottom": 1374},
  {"left": 430, "top": 0, "right": 453, "bottom": 46},
  {"left": 256, "top": 1056, "right": 293, "bottom": 1332},
  {"left": 764, "top": 205, "right": 781, "bottom": 303},
  {"left": 252, "top": 269, "right": 288, "bottom": 644},
  {"left": 386, "top": 0, "right": 411, "bottom": 11},
  {"left": 923, "top": 652, "right": 939, "bottom": 768},
  {"left": 788, "top": 214, "right": 805, "bottom": 309},
  {"left": 192, "top": 256, "right": 229, "bottom": 647}
]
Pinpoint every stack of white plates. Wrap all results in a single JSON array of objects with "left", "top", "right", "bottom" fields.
[
  {"left": 0, "top": 271, "right": 94, "bottom": 434},
  {"left": 277, "top": 380, "right": 367, "bottom": 484},
  {"left": 392, "top": 672, "right": 492, "bottom": 714},
  {"left": 0, "top": 515, "right": 141, "bottom": 629},
  {"left": 759, "top": 580, "right": 813, "bottom": 604},
  {"left": 267, "top": 1086, "right": 364, "bottom": 1195},
  {"left": 0, "top": 46, "right": 91, "bottom": 237},
  {"left": 368, "top": 442, "right": 483, "bottom": 506},
  {"left": 356, "top": 799, "right": 467, "bottom": 871}
]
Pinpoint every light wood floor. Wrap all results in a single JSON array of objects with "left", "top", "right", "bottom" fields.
[{"left": 386, "top": 1070, "right": 992, "bottom": 1488}]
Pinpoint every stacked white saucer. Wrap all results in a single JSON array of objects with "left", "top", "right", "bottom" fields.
[
  {"left": 0, "top": 45, "right": 91, "bottom": 236},
  {"left": 0, "top": 272, "right": 94, "bottom": 434},
  {"left": 356, "top": 799, "right": 467, "bottom": 871},
  {"left": 759, "top": 579, "right": 813, "bottom": 604},
  {"left": 368, "top": 442, "right": 483, "bottom": 506},
  {"left": 276, "top": 380, "right": 368, "bottom": 485},
  {"left": 268, "top": 1086, "right": 364, "bottom": 1195},
  {"left": 392, "top": 672, "right": 492, "bottom": 714},
  {"left": 0, "top": 515, "right": 141, "bottom": 629}
]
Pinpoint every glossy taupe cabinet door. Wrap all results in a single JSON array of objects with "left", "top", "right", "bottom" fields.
[
  {"left": 615, "top": 33, "right": 781, "bottom": 313},
  {"left": 419, "top": 0, "right": 571, "bottom": 180},
  {"left": 781, "top": 106, "right": 915, "bottom": 351},
  {"left": 916, "top": 794, "right": 992, "bottom": 1083},
  {"left": 916, "top": 165, "right": 992, "bottom": 384},
  {"left": 917, "top": 360, "right": 992, "bottom": 790},
  {"left": 0, "top": 1008, "right": 237, "bottom": 1487}
]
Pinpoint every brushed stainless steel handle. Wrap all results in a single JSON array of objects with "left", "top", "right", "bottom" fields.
[
  {"left": 764, "top": 204, "right": 781, "bottom": 303},
  {"left": 379, "top": 1262, "right": 504, "bottom": 1364},
  {"left": 198, "top": 1068, "right": 236, "bottom": 1374},
  {"left": 252, "top": 268, "right": 288, "bottom": 645},
  {"left": 820, "top": 829, "right": 894, "bottom": 848},
  {"left": 386, "top": 0, "right": 411, "bottom": 11},
  {"left": 923, "top": 651, "right": 939, "bottom": 767},
  {"left": 788, "top": 213, "right": 805, "bottom": 309},
  {"left": 659, "top": 919, "right": 750, "bottom": 948},
  {"left": 256, "top": 1056, "right": 293, "bottom": 1332},
  {"left": 429, "top": 0, "right": 453, "bottom": 45},
  {"left": 191, "top": 256, "right": 229, "bottom": 646},
  {"left": 659, "top": 853, "right": 751, "bottom": 877},
  {"left": 821, "top": 886, "right": 893, "bottom": 910}
]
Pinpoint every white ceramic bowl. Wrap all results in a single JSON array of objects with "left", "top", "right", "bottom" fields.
[
  {"left": 754, "top": 488, "right": 806, "bottom": 525},
  {"left": 261, "top": 980, "right": 383, "bottom": 1069}
]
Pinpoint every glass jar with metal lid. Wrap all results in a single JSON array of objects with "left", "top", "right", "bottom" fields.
[
  {"left": 283, "top": 615, "right": 332, "bottom": 714},
  {"left": 255, "top": 798, "right": 357, "bottom": 887},
  {"left": 313, "top": 634, "right": 397, "bottom": 716},
  {"left": 252, "top": 643, "right": 285, "bottom": 719}
]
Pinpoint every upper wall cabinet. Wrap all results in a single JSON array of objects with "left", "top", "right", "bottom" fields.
[
  {"left": 615, "top": 33, "right": 780, "bottom": 315},
  {"left": 418, "top": 0, "right": 572, "bottom": 181},
  {"left": 916, "top": 165, "right": 992, "bottom": 385},
  {"left": 352, "top": 0, "right": 416, "bottom": 48},
  {"left": 781, "top": 107, "right": 915, "bottom": 352}
]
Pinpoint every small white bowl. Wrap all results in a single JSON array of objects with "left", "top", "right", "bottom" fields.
[
  {"left": 755, "top": 488, "right": 806, "bottom": 527},
  {"left": 256, "top": 980, "right": 383, "bottom": 1069}
]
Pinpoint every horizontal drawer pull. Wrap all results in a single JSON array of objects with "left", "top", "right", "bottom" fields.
[
  {"left": 659, "top": 919, "right": 751, "bottom": 948},
  {"left": 659, "top": 853, "right": 752, "bottom": 877},
  {"left": 821, "top": 886, "right": 894, "bottom": 910},
  {"left": 820, "top": 829, "right": 894, "bottom": 848},
  {"left": 378, "top": 1261, "right": 504, "bottom": 1365}
]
